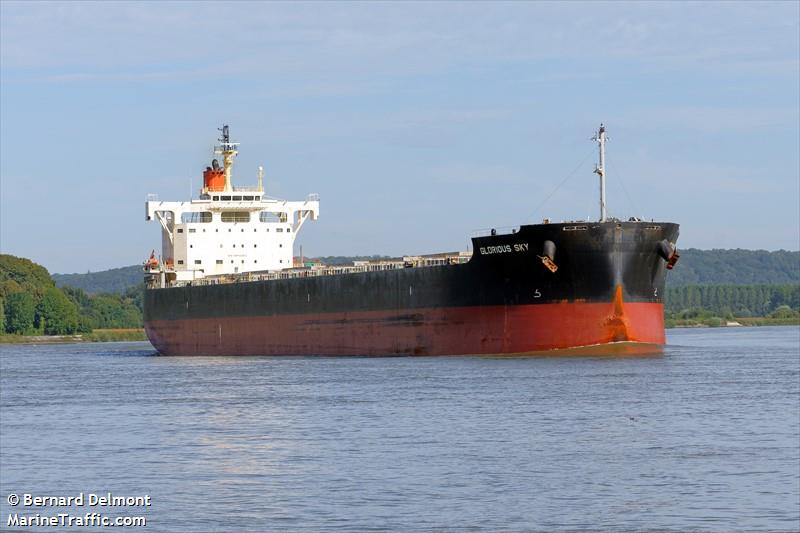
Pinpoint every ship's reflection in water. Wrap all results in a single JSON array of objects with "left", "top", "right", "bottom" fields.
[{"left": 1, "top": 327, "right": 798, "bottom": 532}]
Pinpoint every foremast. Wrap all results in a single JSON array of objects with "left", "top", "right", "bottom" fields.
[{"left": 592, "top": 124, "right": 608, "bottom": 222}]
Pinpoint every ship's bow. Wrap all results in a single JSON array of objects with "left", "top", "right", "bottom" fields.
[{"left": 470, "top": 220, "right": 680, "bottom": 352}]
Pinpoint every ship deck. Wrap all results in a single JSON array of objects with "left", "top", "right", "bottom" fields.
[{"left": 146, "top": 251, "right": 472, "bottom": 289}]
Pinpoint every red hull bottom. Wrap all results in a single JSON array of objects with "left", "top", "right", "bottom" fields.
[{"left": 145, "top": 293, "right": 666, "bottom": 356}]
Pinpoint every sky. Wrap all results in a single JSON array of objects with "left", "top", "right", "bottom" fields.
[{"left": 1, "top": 1, "right": 798, "bottom": 274}]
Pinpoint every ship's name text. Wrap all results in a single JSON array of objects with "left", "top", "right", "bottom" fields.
[{"left": 479, "top": 243, "right": 529, "bottom": 255}]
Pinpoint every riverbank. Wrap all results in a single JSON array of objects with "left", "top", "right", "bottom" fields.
[
  {"left": 667, "top": 317, "right": 800, "bottom": 328},
  {"left": 0, "top": 328, "right": 147, "bottom": 344}
]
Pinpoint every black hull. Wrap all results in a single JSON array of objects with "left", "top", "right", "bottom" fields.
[{"left": 144, "top": 221, "right": 679, "bottom": 355}]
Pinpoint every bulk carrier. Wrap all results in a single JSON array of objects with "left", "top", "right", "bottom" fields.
[{"left": 143, "top": 125, "right": 679, "bottom": 356}]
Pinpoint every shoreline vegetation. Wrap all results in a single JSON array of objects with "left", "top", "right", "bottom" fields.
[
  {"left": 2, "top": 252, "right": 799, "bottom": 346},
  {"left": 665, "top": 316, "right": 800, "bottom": 328},
  {"left": 0, "top": 328, "right": 147, "bottom": 344}
]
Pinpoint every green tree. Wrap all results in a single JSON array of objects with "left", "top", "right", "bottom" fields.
[
  {"left": 0, "top": 254, "right": 54, "bottom": 290},
  {"left": 36, "top": 287, "right": 80, "bottom": 335},
  {"left": 62, "top": 286, "right": 92, "bottom": 310},
  {"left": 0, "top": 279, "right": 21, "bottom": 301},
  {"left": 122, "top": 285, "right": 144, "bottom": 313},
  {"left": 86, "top": 294, "right": 142, "bottom": 328},
  {"left": 60, "top": 286, "right": 94, "bottom": 333},
  {"left": 769, "top": 305, "right": 798, "bottom": 319},
  {"left": 5, "top": 292, "right": 36, "bottom": 334}
]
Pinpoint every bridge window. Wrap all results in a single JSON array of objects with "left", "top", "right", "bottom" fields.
[
  {"left": 243, "top": 196, "right": 254, "bottom": 201},
  {"left": 177, "top": 229, "right": 183, "bottom": 233},
  {"left": 221, "top": 196, "right": 231, "bottom": 201},
  {"left": 216, "top": 260, "right": 223, "bottom": 265},
  {"left": 222, "top": 212, "right": 250, "bottom": 223},
  {"left": 194, "top": 260, "right": 202, "bottom": 265},
  {"left": 232, "top": 196, "right": 242, "bottom": 201},
  {"left": 213, "top": 196, "right": 219, "bottom": 201},
  {"left": 181, "top": 212, "right": 212, "bottom": 223},
  {"left": 177, "top": 260, "right": 184, "bottom": 265},
  {"left": 276, "top": 228, "right": 284, "bottom": 233}
]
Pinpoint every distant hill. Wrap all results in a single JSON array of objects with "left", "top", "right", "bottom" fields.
[
  {"left": 52, "top": 249, "right": 799, "bottom": 294},
  {"left": 314, "top": 255, "right": 392, "bottom": 265},
  {"left": 52, "top": 265, "right": 143, "bottom": 294},
  {"left": 666, "top": 249, "right": 799, "bottom": 286},
  {"left": 51, "top": 258, "right": 392, "bottom": 293}
]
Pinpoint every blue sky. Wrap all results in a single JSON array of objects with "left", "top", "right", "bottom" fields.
[{"left": 1, "top": 1, "right": 798, "bottom": 274}]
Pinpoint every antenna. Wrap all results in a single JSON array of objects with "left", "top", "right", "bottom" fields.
[
  {"left": 592, "top": 124, "right": 608, "bottom": 222},
  {"left": 219, "top": 124, "right": 230, "bottom": 144}
]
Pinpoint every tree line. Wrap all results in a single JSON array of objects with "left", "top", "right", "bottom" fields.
[
  {"left": 664, "top": 284, "right": 799, "bottom": 319},
  {"left": 51, "top": 265, "right": 145, "bottom": 295},
  {"left": 666, "top": 249, "right": 799, "bottom": 286},
  {"left": 1, "top": 254, "right": 142, "bottom": 336}
]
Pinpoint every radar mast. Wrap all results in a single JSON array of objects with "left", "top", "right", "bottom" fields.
[{"left": 215, "top": 125, "right": 240, "bottom": 192}]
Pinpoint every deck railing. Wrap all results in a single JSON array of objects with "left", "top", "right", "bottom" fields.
[{"left": 160, "top": 253, "right": 472, "bottom": 288}]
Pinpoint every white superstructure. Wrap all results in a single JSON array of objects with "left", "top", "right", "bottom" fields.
[{"left": 145, "top": 126, "right": 319, "bottom": 282}]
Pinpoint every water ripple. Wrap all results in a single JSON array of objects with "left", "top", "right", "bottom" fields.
[{"left": 1, "top": 329, "right": 799, "bottom": 531}]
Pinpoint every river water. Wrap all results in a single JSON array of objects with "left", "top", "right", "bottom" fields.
[{"left": 1, "top": 327, "right": 798, "bottom": 532}]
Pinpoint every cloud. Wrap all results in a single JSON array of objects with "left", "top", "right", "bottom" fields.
[{"left": 2, "top": 1, "right": 797, "bottom": 83}]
